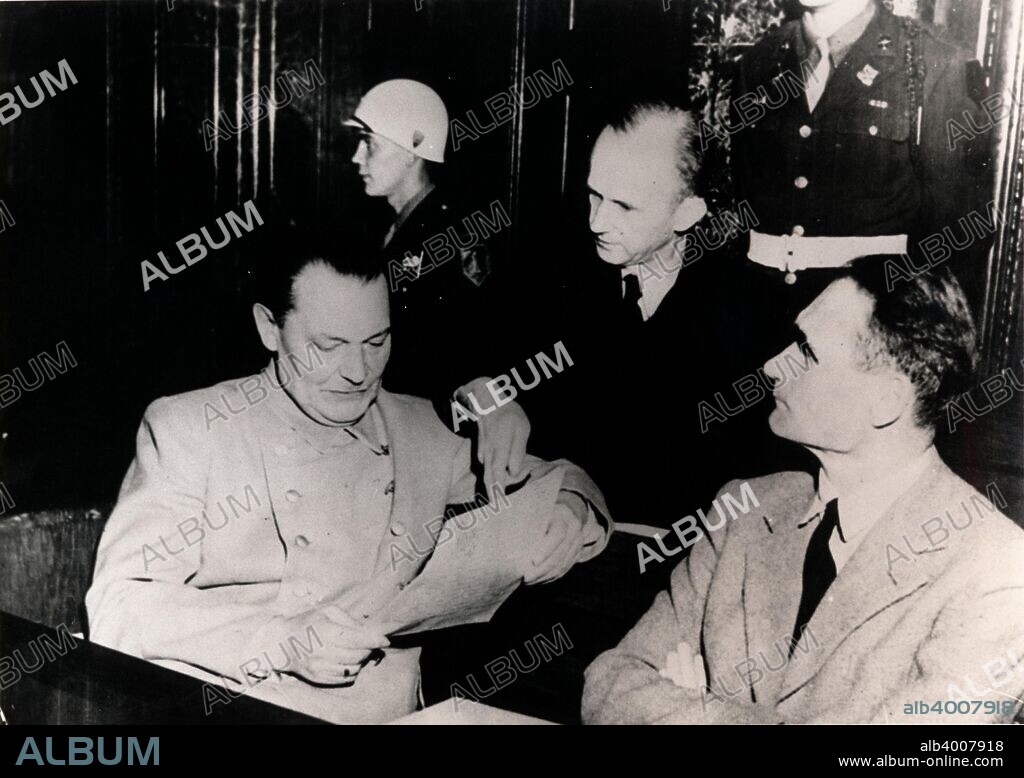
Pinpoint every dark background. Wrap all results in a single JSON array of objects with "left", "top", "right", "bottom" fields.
[
  {"left": 0, "top": 0, "right": 704, "bottom": 512},
  {"left": 0, "top": 0, "right": 1018, "bottom": 513}
]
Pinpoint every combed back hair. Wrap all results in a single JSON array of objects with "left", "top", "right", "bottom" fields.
[
  {"left": 247, "top": 227, "right": 382, "bottom": 324},
  {"left": 841, "top": 257, "right": 978, "bottom": 429},
  {"left": 603, "top": 98, "right": 702, "bottom": 199}
]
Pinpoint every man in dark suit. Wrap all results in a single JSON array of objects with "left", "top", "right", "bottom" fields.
[{"left": 520, "top": 99, "right": 765, "bottom": 531}]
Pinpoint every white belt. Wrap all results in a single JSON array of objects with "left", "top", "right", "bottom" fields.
[{"left": 747, "top": 231, "right": 908, "bottom": 272}]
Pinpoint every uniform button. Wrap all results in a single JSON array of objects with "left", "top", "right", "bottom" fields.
[
  {"left": 798, "top": 124, "right": 812, "bottom": 138},
  {"left": 292, "top": 584, "right": 310, "bottom": 597},
  {"left": 868, "top": 125, "right": 878, "bottom": 136},
  {"left": 384, "top": 480, "right": 395, "bottom": 495},
  {"left": 792, "top": 225, "right": 805, "bottom": 236},
  {"left": 390, "top": 521, "right": 407, "bottom": 536},
  {"left": 294, "top": 534, "right": 310, "bottom": 548},
  {"left": 285, "top": 489, "right": 301, "bottom": 502},
  {"left": 398, "top": 582, "right": 407, "bottom": 590},
  {"left": 794, "top": 176, "right": 809, "bottom": 189},
  {"left": 274, "top": 445, "right": 289, "bottom": 457}
]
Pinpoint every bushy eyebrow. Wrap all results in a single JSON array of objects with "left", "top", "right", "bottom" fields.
[
  {"left": 786, "top": 320, "right": 813, "bottom": 348},
  {"left": 789, "top": 322, "right": 818, "bottom": 361}
]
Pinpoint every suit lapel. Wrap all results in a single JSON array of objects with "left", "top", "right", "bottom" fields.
[
  {"left": 778, "top": 461, "right": 948, "bottom": 701},
  {"left": 742, "top": 475, "right": 816, "bottom": 701},
  {"left": 770, "top": 23, "right": 811, "bottom": 123}
]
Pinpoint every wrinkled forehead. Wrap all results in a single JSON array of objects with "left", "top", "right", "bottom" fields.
[
  {"left": 588, "top": 122, "right": 685, "bottom": 203},
  {"left": 797, "top": 278, "right": 875, "bottom": 346},
  {"left": 290, "top": 263, "right": 389, "bottom": 338}
]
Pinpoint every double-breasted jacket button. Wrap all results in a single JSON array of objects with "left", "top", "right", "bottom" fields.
[
  {"left": 798, "top": 124, "right": 812, "bottom": 138},
  {"left": 390, "top": 521, "right": 407, "bottom": 536},
  {"left": 794, "top": 176, "right": 809, "bottom": 189},
  {"left": 294, "top": 534, "right": 310, "bottom": 548},
  {"left": 285, "top": 489, "right": 301, "bottom": 502}
]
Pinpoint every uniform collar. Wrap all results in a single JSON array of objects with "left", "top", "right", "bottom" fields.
[
  {"left": 384, "top": 182, "right": 436, "bottom": 248},
  {"left": 260, "top": 360, "right": 387, "bottom": 456},
  {"left": 800, "top": 0, "right": 876, "bottom": 66}
]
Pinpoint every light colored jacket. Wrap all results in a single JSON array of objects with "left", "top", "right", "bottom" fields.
[
  {"left": 583, "top": 455, "right": 1024, "bottom": 724},
  {"left": 87, "top": 372, "right": 611, "bottom": 724}
]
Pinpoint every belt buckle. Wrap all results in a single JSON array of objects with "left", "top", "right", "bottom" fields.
[{"left": 782, "top": 234, "right": 797, "bottom": 285}]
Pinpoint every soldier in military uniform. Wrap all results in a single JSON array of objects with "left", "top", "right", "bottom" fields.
[
  {"left": 346, "top": 80, "right": 499, "bottom": 405},
  {"left": 729, "top": 0, "right": 992, "bottom": 366},
  {"left": 345, "top": 80, "right": 527, "bottom": 489}
]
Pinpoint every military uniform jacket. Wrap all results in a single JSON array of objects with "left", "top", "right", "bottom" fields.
[
  {"left": 379, "top": 185, "right": 501, "bottom": 405},
  {"left": 731, "top": 1, "right": 990, "bottom": 246},
  {"left": 86, "top": 367, "right": 611, "bottom": 724}
]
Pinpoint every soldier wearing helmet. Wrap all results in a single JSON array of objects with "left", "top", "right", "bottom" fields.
[
  {"left": 345, "top": 80, "right": 494, "bottom": 396},
  {"left": 345, "top": 80, "right": 526, "bottom": 490}
]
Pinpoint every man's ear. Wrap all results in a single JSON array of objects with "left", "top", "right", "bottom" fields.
[
  {"left": 670, "top": 195, "right": 708, "bottom": 233},
  {"left": 869, "top": 371, "right": 915, "bottom": 428},
  {"left": 253, "top": 303, "right": 281, "bottom": 353}
]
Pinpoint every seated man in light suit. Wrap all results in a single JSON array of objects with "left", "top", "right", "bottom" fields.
[
  {"left": 86, "top": 231, "right": 611, "bottom": 725},
  {"left": 583, "top": 259, "right": 1024, "bottom": 724}
]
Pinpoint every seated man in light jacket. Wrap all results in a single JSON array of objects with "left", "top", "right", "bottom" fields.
[
  {"left": 583, "top": 259, "right": 1024, "bottom": 724},
  {"left": 86, "top": 230, "right": 611, "bottom": 725}
]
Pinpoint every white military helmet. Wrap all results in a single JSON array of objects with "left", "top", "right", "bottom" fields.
[{"left": 344, "top": 79, "right": 448, "bottom": 163}]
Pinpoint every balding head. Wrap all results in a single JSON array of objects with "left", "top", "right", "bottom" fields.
[{"left": 587, "top": 101, "right": 706, "bottom": 268}]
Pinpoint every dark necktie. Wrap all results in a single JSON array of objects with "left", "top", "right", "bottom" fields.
[
  {"left": 790, "top": 498, "right": 840, "bottom": 654},
  {"left": 621, "top": 273, "right": 644, "bottom": 328}
]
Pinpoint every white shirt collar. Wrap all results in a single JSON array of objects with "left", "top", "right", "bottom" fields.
[
  {"left": 620, "top": 246, "right": 684, "bottom": 321},
  {"left": 804, "top": 446, "right": 939, "bottom": 570}
]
